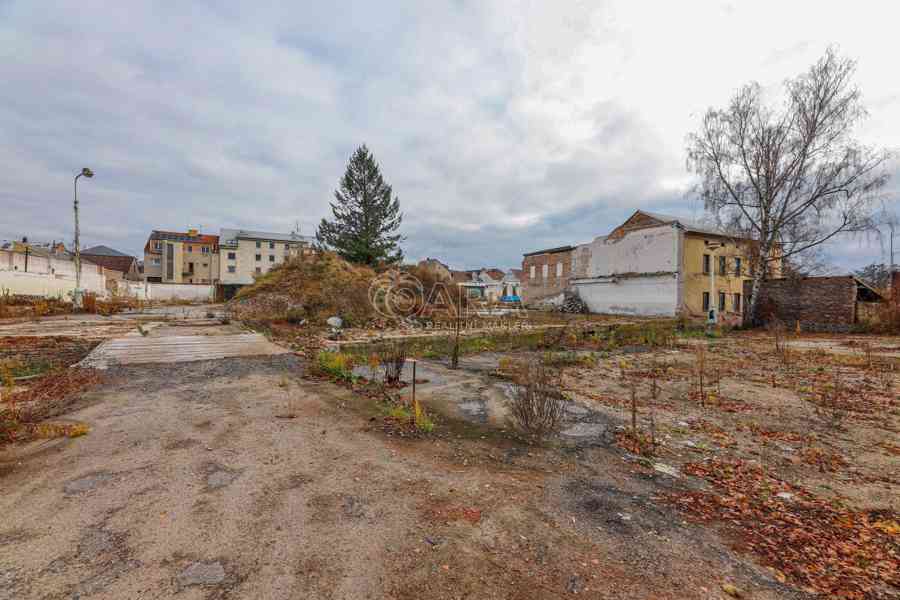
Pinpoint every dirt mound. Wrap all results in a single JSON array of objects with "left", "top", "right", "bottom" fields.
[{"left": 230, "top": 252, "right": 376, "bottom": 327}]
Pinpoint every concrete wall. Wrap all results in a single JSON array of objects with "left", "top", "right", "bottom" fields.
[
  {"left": 574, "top": 274, "right": 679, "bottom": 316},
  {"left": 120, "top": 281, "right": 214, "bottom": 302},
  {"left": 579, "top": 224, "right": 679, "bottom": 277},
  {"left": 0, "top": 270, "right": 106, "bottom": 299}
]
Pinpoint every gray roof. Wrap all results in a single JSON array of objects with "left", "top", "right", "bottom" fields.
[
  {"left": 82, "top": 245, "right": 128, "bottom": 257},
  {"left": 637, "top": 210, "right": 732, "bottom": 237},
  {"left": 219, "top": 228, "right": 315, "bottom": 247}
]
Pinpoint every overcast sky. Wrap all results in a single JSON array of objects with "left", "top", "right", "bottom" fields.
[{"left": 2, "top": 1, "right": 898, "bottom": 271}]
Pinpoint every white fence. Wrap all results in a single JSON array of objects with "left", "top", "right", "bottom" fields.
[
  {"left": 0, "top": 269, "right": 107, "bottom": 299},
  {"left": 119, "top": 281, "right": 214, "bottom": 302}
]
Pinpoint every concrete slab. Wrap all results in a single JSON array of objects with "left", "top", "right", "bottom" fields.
[{"left": 78, "top": 333, "right": 290, "bottom": 369}]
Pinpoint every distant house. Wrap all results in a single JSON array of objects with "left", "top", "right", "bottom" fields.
[
  {"left": 417, "top": 257, "right": 451, "bottom": 280},
  {"left": 501, "top": 269, "right": 522, "bottom": 300},
  {"left": 81, "top": 245, "right": 141, "bottom": 280},
  {"left": 451, "top": 268, "right": 506, "bottom": 301}
]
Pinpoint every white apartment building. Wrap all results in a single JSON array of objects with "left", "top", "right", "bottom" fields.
[{"left": 218, "top": 229, "right": 315, "bottom": 288}]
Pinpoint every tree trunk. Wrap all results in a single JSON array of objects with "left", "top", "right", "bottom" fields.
[{"left": 747, "top": 249, "right": 769, "bottom": 327}]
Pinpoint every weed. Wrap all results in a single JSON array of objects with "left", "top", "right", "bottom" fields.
[
  {"left": 377, "top": 342, "right": 408, "bottom": 385},
  {"left": 313, "top": 351, "right": 356, "bottom": 382},
  {"left": 509, "top": 360, "right": 565, "bottom": 440}
]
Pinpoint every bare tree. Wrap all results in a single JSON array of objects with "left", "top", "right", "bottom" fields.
[{"left": 687, "top": 48, "right": 890, "bottom": 323}]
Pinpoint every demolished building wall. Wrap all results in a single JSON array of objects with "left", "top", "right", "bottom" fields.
[{"left": 571, "top": 224, "right": 682, "bottom": 316}]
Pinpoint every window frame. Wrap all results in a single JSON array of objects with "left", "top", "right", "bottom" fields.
[
  {"left": 556, "top": 262, "right": 562, "bottom": 277},
  {"left": 718, "top": 255, "right": 727, "bottom": 276},
  {"left": 255, "top": 254, "right": 261, "bottom": 261},
  {"left": 702, "top": 291, "right": 710, "bottom": 311},
  {"left": 702, "top": 254, "right": 710, "bottom": 274},
  {"left": 227, "top": 252, "right": 236, "bottom": 260},
  {"left": 718, "top": 291, "right": 726, "bottom": 311},
  {"left": 529, "top": 265, "right": 535, "bottom": 279},
  {"left": 734, "top": 257, "right": 742, "bottom": 277},
  {"left": 733, "top": 293, "right": 742, "bottom": 312}
]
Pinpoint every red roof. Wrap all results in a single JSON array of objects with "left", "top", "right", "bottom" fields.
[{"left": 144, "top": 230, "right": 220, "bottom": 254}]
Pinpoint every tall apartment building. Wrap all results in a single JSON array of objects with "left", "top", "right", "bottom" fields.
[{"left": 143, "top": 230, "right": 220, "bottom": 284}]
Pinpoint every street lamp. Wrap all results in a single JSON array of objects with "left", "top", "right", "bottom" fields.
[
  {"left": 707, "top": 242, "right": 722, "bottom": 326},
  {"left": 73, "top": 167, "right": 94, "bottom": 308}
]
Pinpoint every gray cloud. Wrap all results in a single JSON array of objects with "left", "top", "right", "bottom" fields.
[{"left": 1, "top": 1, "right": 897, "bottom": 273}]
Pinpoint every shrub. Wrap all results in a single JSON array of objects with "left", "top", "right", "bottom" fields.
[
  {"left": 509, "top": 360, "right": 565, "bottom": 440},
  {"left": 378, "top": 342, "right": 408, "bottom": 385},
  {"left": 313, "top": 351, "right": 355, "bottom": 381}
]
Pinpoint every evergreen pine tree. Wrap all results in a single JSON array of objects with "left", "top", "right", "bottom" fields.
[{"left": 316, "top": 145, "right": 403, "bottom": 266}]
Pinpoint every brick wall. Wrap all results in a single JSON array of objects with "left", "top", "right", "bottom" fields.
[
  {"left": 744, "top": 276, "right": 857, "bottom": 332},
  {"left": 0, "top": 336, "right": 101, "bottom": 368},
  {"left": 521, "top": 249, "right": 573, "bottom": 303}
]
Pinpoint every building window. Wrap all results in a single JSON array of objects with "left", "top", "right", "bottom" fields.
[
  {"left": 718, "top": 256, "right": 726, "bottom": 276},
  {"left": 256, "top": 241, "right": 261, "bottom": 248},
  {"left": 734, "top": 257, "right": 742, "bottom": 277},
  {"left": 165, "top": 243, "right": 174, "bottom": 280},
  {"left": 269, "top": 255, "right": 275, "bottom": 262},
  {"left": 151, "top": 258, "right": 160, "bottom": 266},
  {"left": 269, "top": 241, "right": 275, "bottom": 249},
  {"left": 255, "top": 267, "right": 261, "bottom": 274},
  {"left": 202, "top": 246, "right": 209, "bottom": 254},
  {"left": 153, "top": 241, "right": 161, "bottom": 251},
  {"left": 718, "top": 292, "right": 726, "bottom": 311},
  {"left": 702, "top": 254, "right": 710, "bottom": 274},
  {"left": 733, "top": 293, "right": 742, "bottom": 312},
  {"left": 556, "top": 262, "right": 562, "bottom": 277},
  {"left": 529, "top": 265, "right": 535, "bottom": 279},
  {"left": 227, "top": 252, "right": 236, "bottom": 260},
  {"left": 202, "top": 263, "right": 208, "bottom": 268},
  {"left": 187, "top": 245, "right": 193, "bottom": 253},
  {"left": 227, "top": 266, "right": 236, "bottom": 273},
  {"left": 255, "top": 254, "right": 261, "bottom": 261},
  {"left": 542, "top": 264, "right": 548, "bottom": 278},
  {"left": 702, "top": 291, "right": 710, "bottom": 311}
]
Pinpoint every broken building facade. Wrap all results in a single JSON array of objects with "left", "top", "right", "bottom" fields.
[{"left": 523, "top": 210, "right": 776, "bottom": 320}]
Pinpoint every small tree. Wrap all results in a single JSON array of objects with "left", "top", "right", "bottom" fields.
[
  {"left": 687, "top": 48, "right": 890, "bottom": 324},
  {"left": 317, "top": 144, "right": 404, "bottom": 267}
]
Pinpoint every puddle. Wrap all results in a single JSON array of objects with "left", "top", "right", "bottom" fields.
[{"left": 64, "top": 471, "right": 114, "bottom": 495}]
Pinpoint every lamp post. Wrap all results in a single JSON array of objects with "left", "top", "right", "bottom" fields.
[
  {"left": 73, "top": 167, "right": 94, "bottom": 308},
  {"left": 707, "top": 242, "right": 722, "bottom": 326}
]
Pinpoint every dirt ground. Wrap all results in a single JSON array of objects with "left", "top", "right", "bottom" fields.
[{"left": 1, "top": 314, "right": 896, "bottom": 599}]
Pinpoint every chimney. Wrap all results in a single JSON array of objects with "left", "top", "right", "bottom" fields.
[{"left": 187, "top": 228, "right": 199, "bottom": 237}]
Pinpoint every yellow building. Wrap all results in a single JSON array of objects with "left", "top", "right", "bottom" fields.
[{"left": 142, "top": 229, "right": 220, "bottom": 284}]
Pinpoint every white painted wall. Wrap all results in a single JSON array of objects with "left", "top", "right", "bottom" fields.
[
  {"left": 120, "top": 282, "right": 214, "bottom": 302},
  {"left": 573, "top": 274, "right": 679, "bottom": 316},
  {"left": 579, "top": 224, "right": 678, "bottom": 277},
  {"left": 0, "top": 270, "right": 107, "bottom": 299}
]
